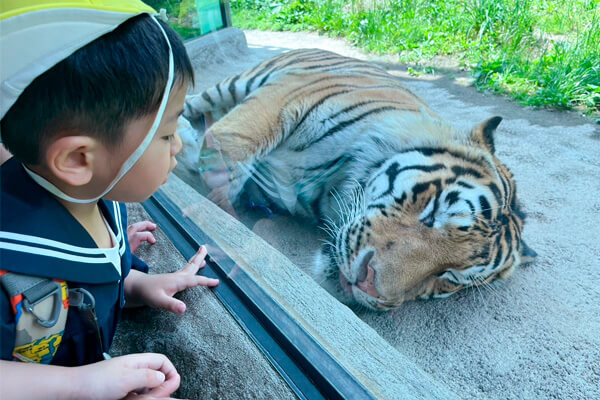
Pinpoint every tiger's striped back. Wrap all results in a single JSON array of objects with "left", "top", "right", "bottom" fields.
[{"left": 184, "top": 48, "right": 427, "bottom": 121}]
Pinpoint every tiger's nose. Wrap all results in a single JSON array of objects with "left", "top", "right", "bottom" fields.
[{"left": 355, "top": 250, "right": 382, "bottom": 298}]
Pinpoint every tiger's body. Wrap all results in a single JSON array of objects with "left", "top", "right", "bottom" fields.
[{"left": 183, "top": 49, "right": 535, "bottom": 310}]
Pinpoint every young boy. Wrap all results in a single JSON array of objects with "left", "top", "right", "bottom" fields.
[{"left": 0, "top": 1, "right": 219, "bottom": 398}]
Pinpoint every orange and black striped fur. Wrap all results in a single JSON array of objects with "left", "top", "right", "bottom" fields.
[{"left": 182, "top": 49, "right": 536, "bottom": 310}]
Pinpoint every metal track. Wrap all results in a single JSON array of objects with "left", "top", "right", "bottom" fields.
[{"left": 143, "top": 191, "right": 376, "bottom": 400}]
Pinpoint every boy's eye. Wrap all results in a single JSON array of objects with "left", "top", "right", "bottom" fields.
[{"left": 163, "top": 135, "right": 174, "bottom": 142}]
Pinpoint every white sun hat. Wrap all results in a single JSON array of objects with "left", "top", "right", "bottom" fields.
[
  {"left": 0, "top": 0, "right": 157, "bottom": 120},
  {"left": 0, "top": 0, "right": 176, "bottom": 203}
]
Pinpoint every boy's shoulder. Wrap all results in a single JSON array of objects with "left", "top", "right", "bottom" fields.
[{"left": 0, "top": 158, "right": 125, "bottom": 283}]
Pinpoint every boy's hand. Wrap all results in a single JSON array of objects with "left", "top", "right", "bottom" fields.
[
  {"left": 0, "top": 355, "right": 185, "bottom": 400},
  {"left": 76, "top": 353, "right": 180, "bottom": 399},
  {"left": 128, "top": 221, "right": 157, "bottom": 253},
  {"left": 126, "top": 246, "right": 219, "bottom": 314}
]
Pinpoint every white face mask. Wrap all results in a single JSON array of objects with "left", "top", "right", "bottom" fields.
[{"left": 24, "top": 16, "right": 175, "bottom": 204}]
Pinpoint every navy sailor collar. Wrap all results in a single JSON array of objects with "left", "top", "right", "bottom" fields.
[{"left": 0, "top": 158, "right": 126, "bottom": 284}]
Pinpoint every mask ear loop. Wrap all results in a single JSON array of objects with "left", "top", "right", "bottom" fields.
[{"left": 23, "top": 16, "right": 174, "bottom": 204}]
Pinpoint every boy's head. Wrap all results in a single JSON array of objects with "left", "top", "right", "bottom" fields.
[{"left": 1, "top": 13, "right": 194, "bottom": 166}]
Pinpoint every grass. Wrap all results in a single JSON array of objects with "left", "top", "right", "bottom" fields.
[{"left": 229, "top": 0, "right": 600, "bottom": 116}]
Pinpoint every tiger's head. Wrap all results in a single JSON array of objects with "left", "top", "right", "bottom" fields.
[{"left": 317, "top": 117, "right": 536, "bottom": 310}]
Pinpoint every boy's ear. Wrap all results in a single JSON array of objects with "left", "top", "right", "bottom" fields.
[{"left": 45, "top": 136, "right": 100, "bottom": 186}]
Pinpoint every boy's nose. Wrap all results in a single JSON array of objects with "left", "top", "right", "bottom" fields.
[{"left": 172, "top": 131, "right": 183, "bottom": 156}]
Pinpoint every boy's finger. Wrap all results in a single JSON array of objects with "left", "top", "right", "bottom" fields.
[
  {"left": 126, "top": 369, "right": 166, "bottom": 392},
  {"left": 138, "top": 221, "right": 157, "bottom": 231},
  {"left": 146, "top": 370, "right": 181, "bottom": 398},
  {"left": 161, "top": 295, "right": 186, "bottom": 314},
  {"left": 125, "top": 352, "right": 176, "bottom": 372},
  {"left": 129, "top": 232, "right": 157, "bottom": 253},
  {"left": 195, "top": 276, "right": 220, "bottom": 287},
  {"left": 137, "top": 231, "right": 157, "bottom": 244},
  {"left": 184, "top": 246, "right": 208, "bottom": 272},
  {"left": 129, "top": 396, "right": 184, "bottom": 400},
  {"left": 129, "top": 221, "right": 157, "bottom": 233}
]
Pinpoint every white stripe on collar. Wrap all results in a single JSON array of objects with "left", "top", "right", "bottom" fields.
[
  {"left": 111, "top": 201, "right": 126, "bottom": 253},
  {"left": 1, "top": 231, "right": 117, "bottom": 256},
  {"left": 0, "top": 241, "right": 112, "bottom": 264}
]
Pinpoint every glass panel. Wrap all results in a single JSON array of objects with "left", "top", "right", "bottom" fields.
[
  {"left": 170, "top": 18, "right": 452, "bottom": 396},
  {"left": 143, "top": 0, "right": 227, "bottom": 40},
  {"left": 169, "top": 1, "right": 598, "bottom": 398}
]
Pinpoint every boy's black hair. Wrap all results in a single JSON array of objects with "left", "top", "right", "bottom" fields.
[{"left": 1, "top": 14, "right": 194, "bottom": 164}]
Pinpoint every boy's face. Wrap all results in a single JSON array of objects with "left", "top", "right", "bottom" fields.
[{"left": 104, "top": 83, "right": 187, "bottom": 203}]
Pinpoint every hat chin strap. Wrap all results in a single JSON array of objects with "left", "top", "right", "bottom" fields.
[{"left": 23, "top": 16, "right": 174, "bottom": 204}]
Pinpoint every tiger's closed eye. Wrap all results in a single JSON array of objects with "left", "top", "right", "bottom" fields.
[{"left": 421, "top": 214, "right": 435, "bottom": 227}]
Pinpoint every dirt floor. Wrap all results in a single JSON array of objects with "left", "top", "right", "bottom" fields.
[{"left": 182, "top": 30, "right": 600, "bottom": 399}]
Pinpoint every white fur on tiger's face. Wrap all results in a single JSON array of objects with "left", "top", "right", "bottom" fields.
[{"left": 182, "top": 49, "right": 536, "bottom": 311}]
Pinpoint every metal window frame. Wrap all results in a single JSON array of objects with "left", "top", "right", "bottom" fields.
[
  {"left": 220, "top": 1, "right": 233, "bottom": 28},
  {"left": 143, "top": 190, "right": 376, "bottom": 400}
]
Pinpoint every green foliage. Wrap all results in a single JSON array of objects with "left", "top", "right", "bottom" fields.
[
  {"left": 230, "top": 0, "right": 600, "bottom": 114},
  {"left": 178, "top": 0, "right": 196, "bottom": 19},
  {"left": 142, "top": 1, "right": 209, "bottom": 39}
]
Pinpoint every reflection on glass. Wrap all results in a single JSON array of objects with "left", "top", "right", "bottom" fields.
[{"left": 143, "top": 0, "right": 227, "bottom": 39}]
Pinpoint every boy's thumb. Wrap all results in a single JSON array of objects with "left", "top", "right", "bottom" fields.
[
  {"left": 163, "top": 296, "right": 186, "bottom": 314},
  {"left": 130, "top": 369, "right": 166, "bottom": 390}
]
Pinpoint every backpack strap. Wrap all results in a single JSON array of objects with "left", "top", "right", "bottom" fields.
[{"left": 0, "top": 271, "right": 68, "bottom": 364}]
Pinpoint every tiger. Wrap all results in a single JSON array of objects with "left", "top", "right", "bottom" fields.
[{"left": 181, "top": 48, "right": 536, "bottom": 311}]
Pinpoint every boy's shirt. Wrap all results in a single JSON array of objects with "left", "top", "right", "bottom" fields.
[{"left": 0, "top": 157, "right": 148, "bottom": 365}]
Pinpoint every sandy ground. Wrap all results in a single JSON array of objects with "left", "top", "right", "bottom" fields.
[{"left": 181, "top": 30, "right": 600, "bottom": 399}]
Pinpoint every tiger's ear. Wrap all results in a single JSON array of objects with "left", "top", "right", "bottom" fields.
[
  {"left": 470, "top": 116, "right": 502, "bottom": 154},
  {"left": 520, "top": 240, "right": 538, "bottom": 265}
]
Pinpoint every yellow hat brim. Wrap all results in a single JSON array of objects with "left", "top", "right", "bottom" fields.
[{"left": 0, "top": 0, "right": 155, "bottom": 20}]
